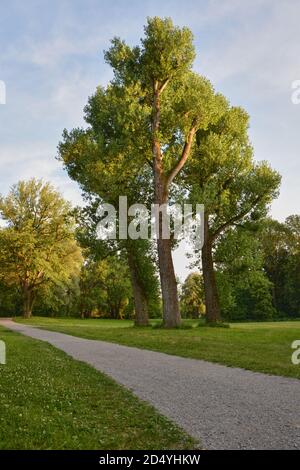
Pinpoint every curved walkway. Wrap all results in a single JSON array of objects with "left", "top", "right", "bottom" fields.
[{"left": 1, "top": 319, "right": 299, "bottom": 449}]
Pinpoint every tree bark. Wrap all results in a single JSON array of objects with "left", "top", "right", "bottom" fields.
[
  {"left": 202, "top": 215, "right": 221, "bottom": 323},
  {"left": 154, "top": 176, "right": 181, "bottom": 327},
  {"left": 157, "top": 235, "right": 181, "bottom": 327},
  {"left": 127, "top": 249, "right": 149, "bottom": 326}
]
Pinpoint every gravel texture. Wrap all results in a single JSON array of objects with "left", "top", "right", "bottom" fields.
[{"left": 1, "top": 319, "right": 299, "bottom": 450}]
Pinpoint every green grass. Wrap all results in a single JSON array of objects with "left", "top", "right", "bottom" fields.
[
  {"left": 16, "top": 317, "right": 300, "bottom": 379},
  {"left": 0, "top": 326, "right": 197, "bottom": 450}
]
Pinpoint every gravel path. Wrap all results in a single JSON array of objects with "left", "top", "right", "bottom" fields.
[{"left": 1, "top": 319, "right": 299, "bottom": 450}]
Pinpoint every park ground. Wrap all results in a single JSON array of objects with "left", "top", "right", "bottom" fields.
[
  {"left": 15, "top": 317, "right": 300, "bottom": 379},
  {"left": 1, "top": 318, "right": 299, "bottom": 449}
]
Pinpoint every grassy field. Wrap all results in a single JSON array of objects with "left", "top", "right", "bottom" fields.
[
  {"left": 16, "top": 317, "right": 300, "bottom": 379},
  {"left": 0, "top": 326, "right": 196, "bottom": 450}
]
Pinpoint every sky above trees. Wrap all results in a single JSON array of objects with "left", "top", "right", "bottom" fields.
[{"left": 0, "top": 0, "right": 299, "bottom": 279}]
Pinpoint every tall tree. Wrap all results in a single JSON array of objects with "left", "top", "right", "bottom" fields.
[
  {"left": 186, "top": 106, "right": 281, "bottom": 322},
  {"left": 60, "top": 17, "right": 225, "bottom": 327},
  {"left": 0, "top": 179, "right": 82, "bottom": 318}
]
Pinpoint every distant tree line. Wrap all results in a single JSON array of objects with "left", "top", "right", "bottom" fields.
[{"left": 0, "top": 179, "right": 299, "bottom": 322}]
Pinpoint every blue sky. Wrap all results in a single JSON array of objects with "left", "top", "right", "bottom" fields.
[{"left": 0, "top": 0, "right": 300, "bottom": 278}]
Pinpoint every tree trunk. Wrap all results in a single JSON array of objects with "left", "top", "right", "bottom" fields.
[
  {"left": 81, "top": 310, "right": 91, "bottom": 319},
  {"left": 22, "top": 285, "right": 34, "bottom": 319},
  {"left": 157, "top": 236, "right": 181, "bottom": 327},
  {"left": 110, "top": 304, "right": 118, "bottom": 319},
  {"left": 192, "top": 307, "right": 199, "bottom": 319},
  {"left": 202, "top": 216, "right": 221, "bottom": 323},
  {"left": 152, "top": 84, "right": 181, "bottom": 328},
  {"left": 155, "top": 179, "right": 181, "bottom": 327},
  {"left": 127, "top": 249, "right": 149, "bottom": 326}
]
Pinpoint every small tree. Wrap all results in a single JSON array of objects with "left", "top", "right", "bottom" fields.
[
  {"left": 180, "top": 272, "right": 205, "bottom": 318},
  {"left": 0, "top": 179, "right": 82, "bottom": 318}
]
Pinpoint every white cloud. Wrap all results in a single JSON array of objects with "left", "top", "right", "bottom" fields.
[{"left": 199, "top": 1, "right": 300, "bottom": 95}]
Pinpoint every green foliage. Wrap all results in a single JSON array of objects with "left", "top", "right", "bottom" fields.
[
  {"left": 215, "top": 227, "right": 276, "bottom": 321},
  {"left": 33, "top": 275, "right": 80, "bottom": 317},
  {"left": 75, "top": 205, "right": 161, "bottom": 319},
  {"left": 187, "top": 106, "right": 281, "bottom": 238},
  {"left": 76, "top": 256, "right": 133, "bottom": 319},
  {"left": 140, "top": 17, "right": 195, "bottom": 83},
  {"left": 232, "top": 273, "right": 275, "bottom": 321},
  {"left": 259, "top": 216, "right": 300, "bottom": 317},
  {"left": 105, "top": 17, "right": 195, "bottom": 86},
  {"left": 0, "top": 281, "right": 21, "bottom": 316}
]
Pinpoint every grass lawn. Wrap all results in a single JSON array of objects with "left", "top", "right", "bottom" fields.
[
  {"left": 0, "top": 326, "right": 196, "bottom": 450},
  {"left": 16, "top": 317, "right": 300, "bottom": 380}
]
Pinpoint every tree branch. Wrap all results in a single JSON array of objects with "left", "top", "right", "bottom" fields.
[
  {"left": 166, "top": 126, "right": 196, "bottom": 187},
  {"left": 159, "top": 78, "right": 170, "bottom": 94},
  {"left": 211, "top": 196, "right": 262, "bottom": 241}
]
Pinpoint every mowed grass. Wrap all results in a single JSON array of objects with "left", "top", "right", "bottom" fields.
[
  {"left": 16, "top": 317, "right": 300, "bottom": 379},
  {"left": 0, "top": 326, "right": 196, "bottom": 450}
]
